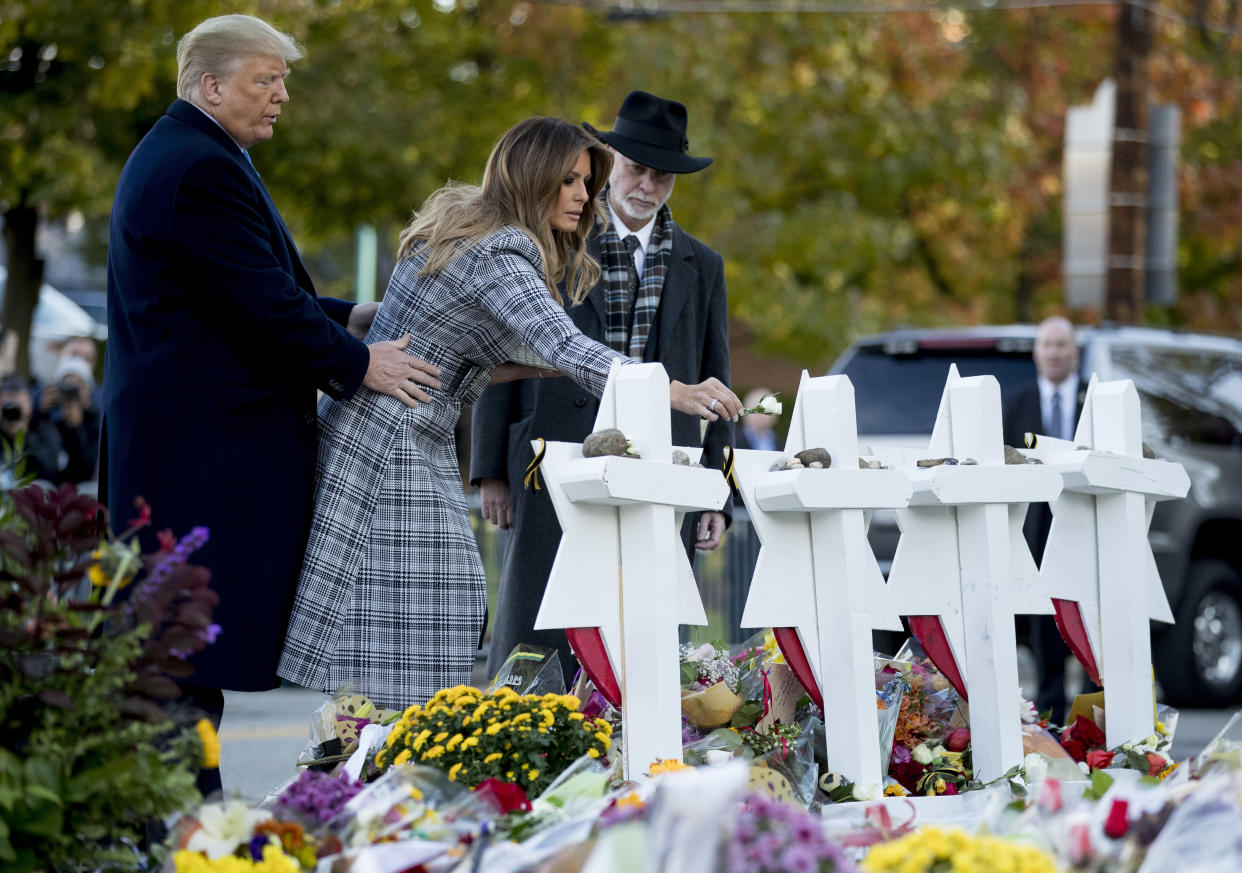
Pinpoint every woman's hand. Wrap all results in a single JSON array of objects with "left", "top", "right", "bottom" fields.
[{"left": 670, "top": 378, "right": 742, "bottom": 422}]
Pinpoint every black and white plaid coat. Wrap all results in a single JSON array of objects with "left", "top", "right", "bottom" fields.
[{"left": 278, "top": 227, "right": 629, "bottom": 709}]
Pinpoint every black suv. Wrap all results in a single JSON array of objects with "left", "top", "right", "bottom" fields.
[{"left": 830, "top": 325, "right": 1242, "bottom": 707}]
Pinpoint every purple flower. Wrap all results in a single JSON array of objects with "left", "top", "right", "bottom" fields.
[
  {"left": 780, "top": 843, "right": 819, "bottom": 873},
  {"left": 274, "top": 769, "right": 363, "bottom": 825},
  {"left": 891, "top": 744, "right": 911, "bottom": 764}
]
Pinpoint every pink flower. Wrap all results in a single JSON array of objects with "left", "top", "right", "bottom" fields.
[
  {"left": 1104, "top": 798, "right": 1129, "bottom": 839},
  {"left": 1085, "top": 749, "right": 1115, "bottom": 771}
]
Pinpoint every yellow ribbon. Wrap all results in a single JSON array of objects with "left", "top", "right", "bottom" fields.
[
  {"left": 524, "top": 438, "right": 547, "bottom": 491},
  {"left": 722, "top": 445, "right": 739, "bottom": 490}
]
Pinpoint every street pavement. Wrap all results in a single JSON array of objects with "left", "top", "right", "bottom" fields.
[{"left": 218, "top": 662, "right": 1241, "bottom": 802}]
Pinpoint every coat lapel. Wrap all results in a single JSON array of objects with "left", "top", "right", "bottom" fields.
[
  {"left": 167, "top": 100, "right": 315, "bottom": 297},
  {"left": 647, "top": 226, "right": 696, "bottom": 364}
]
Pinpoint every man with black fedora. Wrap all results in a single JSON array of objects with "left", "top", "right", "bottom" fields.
[{"left": 471, "top": 90, "right": 734, "bottom": 684}]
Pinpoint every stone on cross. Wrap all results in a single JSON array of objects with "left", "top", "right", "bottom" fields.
[
  {"left": 534, "top": 363, "right": 729, "bottom": 779},
  {"left": 879, "top": 365, "right": 1062, "bottom": 781},
  {"left": 735, "top": 371, "right": 910, "bottom": 786},
  {"left": 1022, "top": 376, "right": 1189, "bottom": 748}
]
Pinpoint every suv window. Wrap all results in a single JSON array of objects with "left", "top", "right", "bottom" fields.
[
  {"left": 1108, "top": 345, "right": 1242, "bottom": 448},
  {"left": 838, "top": 345, "right": 1036, "bottom": 434}
]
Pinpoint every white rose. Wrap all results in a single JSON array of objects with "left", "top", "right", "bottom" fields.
[
  {"left": 931, "top": 745, "right": 947, "bottom": 759},
  {"left": 852, "top": 782, "right": 882, "bottom": 802},
  {"left": 758, "top": 395, "right": 782, "bottom": 415},
  {"left": 704, "top": 749, "right": 733, "bottom": 766},
  {"left": 912, "top": 743, "right": 933, "bottom": 765},
  {"left": 688, "top": 643, "right": 715, "bottom": 663},
  {"left": 1023, "top": 752, "right": 1049, "bottom": 784}
]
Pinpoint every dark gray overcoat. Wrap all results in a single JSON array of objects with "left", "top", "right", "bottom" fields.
[{"left": 469, "top": 222, "right": 733, "bottom": 682}]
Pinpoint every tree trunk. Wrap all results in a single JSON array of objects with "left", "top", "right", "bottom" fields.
[
  {"left": 1, "top": 203, "right": 44, "bottom": 379},
  {"left": 1105, "top": 3, "right": 1152, "bottom": 325}
]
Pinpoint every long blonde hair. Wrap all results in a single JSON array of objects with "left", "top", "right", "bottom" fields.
[{"left": 397, "top": 117, "right": 611, "bottom": 306}]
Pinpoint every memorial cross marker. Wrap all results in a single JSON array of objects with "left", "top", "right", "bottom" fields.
[
  {"left": 735, "top": 372, "right": 910, "bottom": 785},
  {"left": 880, "top": 366, "right": 1062, "bottom": 780},
  {"left": 1023, "top": 377, "right": 1189, "bottom": 748},
  {"left": 534, "top": 363, "right": 730, "bottom": 778}
]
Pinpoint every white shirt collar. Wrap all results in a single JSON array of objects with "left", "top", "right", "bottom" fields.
[
  {"left": 607, "top": 200, "right": 656, "bottom": 254},
  {"left": 1038, "top": 373, "right": 1079, "bottom": 411},
  {"left": 188, "top": 101, "right": 247, "bottom": 154}
]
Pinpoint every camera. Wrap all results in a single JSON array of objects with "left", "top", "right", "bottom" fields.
[
  {"left": 58, "top": 382, "right": 80, "bottom": 402},
  {"left": 1, "top": 403, "right": 22, "bottom": 423}
]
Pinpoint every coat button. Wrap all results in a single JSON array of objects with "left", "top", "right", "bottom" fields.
[
  {"left": 304, "top": 413, "right": 315, "bottom": 425},
  {"left": 574, "top": 397, "right": 587, "bottom": 408}
]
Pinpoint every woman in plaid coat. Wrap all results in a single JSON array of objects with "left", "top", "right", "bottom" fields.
[{"left": 279, "top": 117, "right": 741, "bottom": 708}]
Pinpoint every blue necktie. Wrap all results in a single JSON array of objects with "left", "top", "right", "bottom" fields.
[
  {"left": 1048, "top": 391, "right": 1064, "bottom": 441},
  {"left": 242, "top": 149, "right": 259, "bottom": 176}
]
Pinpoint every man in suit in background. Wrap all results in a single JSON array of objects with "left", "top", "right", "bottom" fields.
[
  {"left": 1003, "top": 316, "right": 1086, "bottom": 723},
  {"left": 471, "top": 90, "right": 734, "bottom": 685},
  {"left": 103, "top": 14, "right": 440, "bottom": 791}
]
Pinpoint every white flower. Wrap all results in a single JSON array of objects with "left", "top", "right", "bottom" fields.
[
  {"left": 704, "top": 749, "right": 733, "bottom": 766},
  {"left": 1078, "top": 760, "right": 1091, "bottom": 775},
  {"left": 911, "top": 743, "right": 933, "bottom": 765},
  {"left": 1023, "top": 752, "right": 1049, "bottom": 784},
  {"left": 852, "top": 782, "right": 882, "bottom": 801},
  {"left": 185, "top": 800, "right": 272, "bottom": 859},
  {"left": 1019, "top": 695, "right": 1038, "bottom": 724},
  {"left": 931, "top": 745, "right": 946, "bottom": 759},
  {"left": 757, "top": 394, "right": 782, "bottom": 415}
]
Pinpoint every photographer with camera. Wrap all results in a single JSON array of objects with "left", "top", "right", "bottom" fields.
[
  {"left": 36, "top": 356, "right": 101, "bottom": 485},
  {"left": 1, "top": 375, "right": 63, "bottom": 484}
]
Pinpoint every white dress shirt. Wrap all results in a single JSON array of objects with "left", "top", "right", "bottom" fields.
[
  {"left": 1038, "top": 374, "right": 1080, "bottom": 441},
  {"left": 607, "top": 201, "right": 656, "bottom": 277}
]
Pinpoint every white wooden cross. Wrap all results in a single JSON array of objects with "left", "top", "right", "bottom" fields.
[
  {"left": 879, "top": 365, "right": 1062, "bottom": 781},
  {"left": 533, "top": 363, "right": 730, "bottom": 779},
  {"left": 735, "top": 372, "right": 910, "bottom": 786},
  {"left": 1022, "top": 377, "right": 1189, "bottom": 748}
]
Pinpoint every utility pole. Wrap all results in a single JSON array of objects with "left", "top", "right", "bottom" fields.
[{"left": 1106, "top": 1, "right": 1153, "bottom": 324}]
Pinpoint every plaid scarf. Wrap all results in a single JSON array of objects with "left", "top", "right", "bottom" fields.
[{"left": 596, "top": 191, "right": 674, "bottom": 359}]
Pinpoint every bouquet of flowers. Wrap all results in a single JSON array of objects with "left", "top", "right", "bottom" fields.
[
  {"left": 1056, "top": 711, "right": 1177, "bottom": 778},
  {"left": 375, "top": 685, "right": 611, "bottom": 796},
  {"left": 728, "top": 792, "right": 857, "bottom": 873},
  {"left": 860, "top": 826, "right": 1060, "bottom": 873},
  {"left": 0, "top": 484, "right": 218, "bottom": 872},
  {"left": 680, "top": 641, "right": 748, "bottom": 729},
  {"left": 170, "top": 800, "right": 337, "bottom": 872}
]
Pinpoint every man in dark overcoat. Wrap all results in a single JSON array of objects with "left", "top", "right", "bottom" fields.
[
  {"left": 102, "top": 14, "right": 439, "bottom": 763},
  {"left": 470, "top": 91, "right": 734, "bottom": 685},
  {"left": 1002, "top": 316, "right": 1088, "bottom": 723}
]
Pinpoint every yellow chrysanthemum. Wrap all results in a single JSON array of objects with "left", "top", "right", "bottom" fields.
[
  {"left": 88, "top": 563, "right": 109, "bottom": 587},
  {"left": 484, "top": 752, "right": 503, "bottom": 763},
  {"left": 195, "top": 719, "right": 220, "bottom": 769},
  {"left": 616, "top": 791, "right": 643, "bottom": 809},
  {"left": 434, "top": 731, "right": 449, "bottom": 743},
  {"left": 445, "top": 734, "right": 462, "bottom": 751},
  {"left": 587, "top": 748, "right": 601, "bottom": 759},
  {"left": 568, "top": 712, "right": 585, "bottom": 721},
  {"left": 394, "top": 749, "right": 412, "bottom": 766},
  {"left": 448, "top": 762, "right": 463, "bottom": 781},
  {"left": 648, "top": 758, "right": 688, "bottom": 775}
]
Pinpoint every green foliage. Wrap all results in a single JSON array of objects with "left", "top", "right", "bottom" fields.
[{"left": 0, "top": 484, "right": 216, "bottom": 871}]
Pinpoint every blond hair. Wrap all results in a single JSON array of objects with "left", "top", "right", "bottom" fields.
[
  {"left": 397, "top": 117, "right": 611, "bottom": 306},
  {"left": 177, "top": 15, "right": 303, "bottom": 104}
]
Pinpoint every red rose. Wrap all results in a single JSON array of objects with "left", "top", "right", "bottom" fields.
[
  {"left": 889, "top": 760, "right": 927, "bottom": 793},
  {"left": 946, "top": 728, "right": 971, "bottom": 752},
  {"left": 473, "top": 778, "right": 532, "bottom": 814},
  {"left": 1085, "top": 749, "right": 1115, "bottom": 771},
  {"left": 1145, "top": 752, "right": 1167, "bottom": 777},
  {"left": 1061, "top": 738, "right": 1088, "bottom": 763},
  {"left": 1065, "top": 715, "right": 1105, "bottom": 748},
  {"left": 1103, "top": 798, "right": 1129, "bottom": 839}
]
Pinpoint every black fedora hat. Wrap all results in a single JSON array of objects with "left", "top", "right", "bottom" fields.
[{"left": 584, "top": 90, "right": 713, "bottom": 174}]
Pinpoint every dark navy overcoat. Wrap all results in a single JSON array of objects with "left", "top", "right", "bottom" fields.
[{"left": 103, "top": 100, "right": 370, "bottom": 690}]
